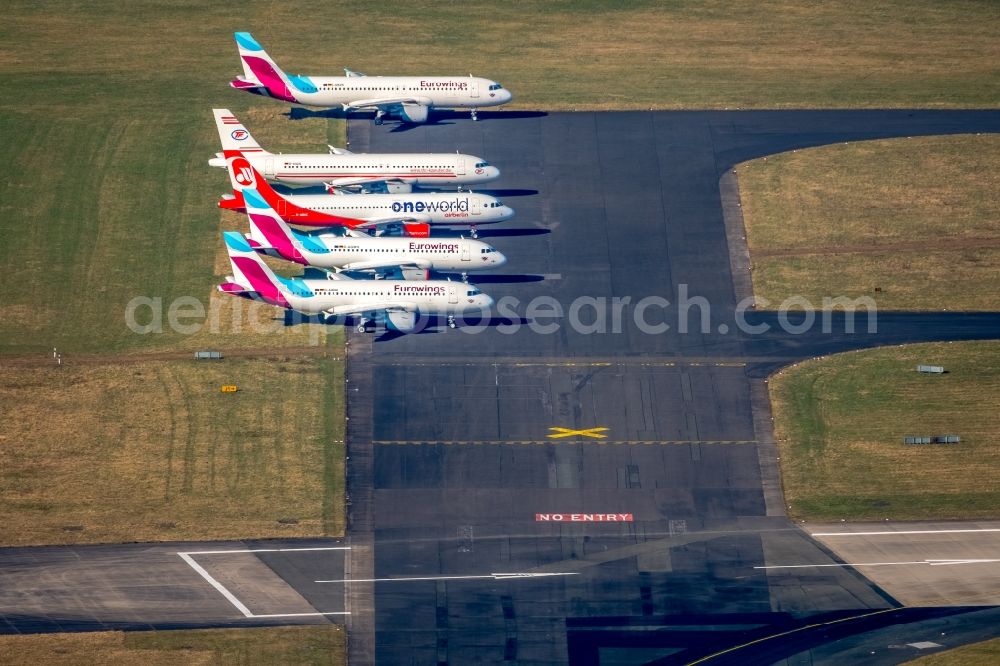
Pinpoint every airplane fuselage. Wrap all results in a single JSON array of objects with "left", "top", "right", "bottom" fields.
[
  {"left": 274, "top": 279, "right": 494, "bottom": 318},
  {"left": 267, "top": 234, "right": 506, "bottom": 272},
  {"left": 233, "top": 152, "right": 500, "bottom": 188},
  {"left": 274, "top": 191, "right": 514, "bottom": 229},
  {"left": 249, "top": 75, "right": 511, "bottom": 111}
]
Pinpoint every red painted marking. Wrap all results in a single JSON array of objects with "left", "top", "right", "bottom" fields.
[{"left": 535, "top": 514, "right": 634, "bottom": 522}]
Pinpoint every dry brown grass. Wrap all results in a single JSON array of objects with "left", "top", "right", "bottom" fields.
[
  {"left": 0, "top": 626, "right": 345, "bottom": 666},
  {"left": 740, "top": 135, "right": 1000, "bottom": 310},
  {"left": 0, "top": 355, "right": 345, "bottom": 545}
]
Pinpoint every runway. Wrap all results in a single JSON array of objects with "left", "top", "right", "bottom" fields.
[
  {"left": 1, "top": 110, "right": 999, "bottom": 664},
  {"left": 343, "top": 110, "right": 1000, "bottom": 664}
]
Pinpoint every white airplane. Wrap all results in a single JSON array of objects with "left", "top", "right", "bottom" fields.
[
  {"left": 210, "top": 109, "right": 499, "bottom": 192},
  {"left": 220, "top": 231, "right": 494, "bottom": 333},
  {"left": 219, "top": 154, "right": 514, "bottom": 238},
  {"left": 229, "top": 32, "right": 512, "bottom": 123},
  {"left": 240, "top": 183, "right": 506, "bottom": 279}
]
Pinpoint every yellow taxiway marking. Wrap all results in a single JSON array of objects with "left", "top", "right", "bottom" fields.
[{"left": 547, "top": 427, "right": 609, "bottom": 440}]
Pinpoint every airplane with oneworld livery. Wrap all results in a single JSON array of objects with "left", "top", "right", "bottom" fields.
[
  {"left": 229, "top": 32, "right": 512, "bottom": 124},
  {"left": 219, "top": 154, "right": 514, "bottom": 238},
  {"left": 219, "top": 232, "right": 494, "bottom": 333},
  {"left": 210, "top": 109, "right": 499, "bottom": 192},
  {"left": 239, "top": 183, "right": 506, "bottom": 280}
]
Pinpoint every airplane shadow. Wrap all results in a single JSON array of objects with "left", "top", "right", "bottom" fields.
[
  {"left": 477, "top": 227, "right": 551, "bottom": 238},
  {"left": 476, "top": 189, "right": 539, "bottom": 198},
  {"left": 373, "top": 314, "right": 533, "bottom": 342},
  {"left": 284, "top": 107, "right": 548, "bottom": 126},
  {"left": 433, "top": 273, "right": 546, "bottom": 284}
]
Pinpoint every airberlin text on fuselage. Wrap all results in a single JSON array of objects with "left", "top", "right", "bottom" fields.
[{"left": 535, "top": 514, "right": 634, "bottom": 522}]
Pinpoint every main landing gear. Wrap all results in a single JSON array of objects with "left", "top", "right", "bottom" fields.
[
  {"left": 374, "top": 109, "right": 385, "bottom": 126},
  {"left": 356, "top": 317, "right": 370, "bottom": 333}
]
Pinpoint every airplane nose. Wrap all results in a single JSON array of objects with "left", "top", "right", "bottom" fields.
[
  {"left": 482, "top": 294, "right": 495, "bottom": 308},
  {"left": 503, "top": 90, "right": 513, "bottom": 103},
  {"left": 494, "top": 252, "right": 508, "bottom": 267},
  {"left": 500, "top": 205, "right": 515, "bottom": 220},
  {"left": 485, "top": 166, "right": 500, "bottom": 181}
]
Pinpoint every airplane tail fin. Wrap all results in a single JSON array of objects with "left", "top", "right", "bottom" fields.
[
  {"left": 231, "top": 32, "right": 304, "bottom": 103},
  {"left": 241, "top": 187, "right": 309, "bottom": 265},
  {"left": 213, "top": 108, "right": 266, "bottom": 154},
  {"left": 220, "top": 231, "right": 291, "bottom": 307}
]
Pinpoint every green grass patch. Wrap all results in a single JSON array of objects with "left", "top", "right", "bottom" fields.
[
  {"left": 0, "top": 352, "right": 345, "bottom": 545},
  {"left": 740, "top": 135, "right": 1000, "bottom": 310},
  {"left": 0, "top": 626, "right": 344, "bottom": 666},
  {"left": 770, "top": 341, "right": 1000, "bottom": 521}
]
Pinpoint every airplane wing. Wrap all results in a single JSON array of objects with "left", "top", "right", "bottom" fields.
[
  {"left": 342, "top": 96, "right": 432, "bottom": 111},
  {"left": 353, "top": 214, "right": 432, "bottom": 227},
  {"left": 338, "top": 258, "right": 432, "bottom": 272},
  {"left": 327, "top": 301, "right": 416, "bottom": 317},
  {"left": 325, "top": 176, "right": 404, "bottom": 190}
]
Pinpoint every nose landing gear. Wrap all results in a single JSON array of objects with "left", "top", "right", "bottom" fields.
[
  {"left": 447, "top": 315, "right": 457, "bottom": 329},
  {"left": 471, "top": 108, "right": 478, "bottom": 121}
]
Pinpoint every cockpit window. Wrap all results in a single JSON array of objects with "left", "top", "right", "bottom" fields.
[
  {"left": 474, "top": 161, "right": 490, "bottom": 168},
  {"left": 488, "top": 83, "right": 503, "bottom": 91}
]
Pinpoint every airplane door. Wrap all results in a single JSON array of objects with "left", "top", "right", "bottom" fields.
[
  {"left": 276, "top": 197, "right": 287, "bottom": 216},
  {"left": 448, "top": 283, "right": 458, "bottom": 304},
  {"left": 461, "top": 244, "right": 470, "bottom": 262},
  {"left": 471, "top": 197, "right": 481, "bottom": 216},
  {"left": 456, "top": 156, "right": 466, "bottom": 175},
  {"left": 264, "top": 157, "right": 275, "bottom": 179},
  {"left": 470, "top": 79, "right": 479, "bottom": 98}
]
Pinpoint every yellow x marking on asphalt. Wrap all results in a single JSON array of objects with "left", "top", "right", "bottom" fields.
[{"left": 547, "top": 427, "right": 609, "bottom": 439}]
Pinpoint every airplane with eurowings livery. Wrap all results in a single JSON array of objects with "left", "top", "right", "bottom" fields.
[
  {"left": 219, "top": 232, "right": 494, "bottom": 333},
  {"left": 240, "top": 184, "right": 506, "bottom": 279},
  {"left": 210, "top": 109, "right": 499, "bottom": 192},
  {"left": 229, "top": 32, "right": 512, "bottom": 124},
  {"left": 220, "top": 154, "right": 513, "bottom": 238}
]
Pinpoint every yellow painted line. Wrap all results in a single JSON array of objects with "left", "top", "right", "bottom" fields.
[
  {"left": 372, "top": 440, "right": 759, "bottom": 446},
  {"left": 684, "top": 608, "right": 899, "bottom": 666},
  {"left": 547, "top": 427, "right": 609, "bottom": 439}
]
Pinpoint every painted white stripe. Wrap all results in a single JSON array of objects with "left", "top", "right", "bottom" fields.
[
  {"left": 178, "top": 552, "right": 254, "bottom": 617},
  {"left": 758, "top": 559, "right": 1000, "bottom": 570},
  {"left": 178, "top": 546, "right": 350, "bottom": 618},
  {"left": 249, "top": 612, "right": 351, "bottom": 618},
  {"left": 181, "top": 546, "right": 350, "bottom": 555},
  {"left": 317, "top": 572, "right": 578, "bottom": 584},
  {"left": 812, "top": 528, "right": 1000, "bottom": 537}
]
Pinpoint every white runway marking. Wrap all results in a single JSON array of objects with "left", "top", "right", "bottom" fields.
[
  {"left": 757, "top": 559, "right": 1000, "bottom": 570},
  {"left": 812, "top": 528, "right": 1000, "bottom": 537},
  {"left": 317, "top": 571, "right": 578, "bottom": 583},
  {"left": 178, "top": 546, "right": 350, "bottom": 618}
]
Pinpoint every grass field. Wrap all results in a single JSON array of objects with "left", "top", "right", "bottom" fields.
[
  {"left": 909, "top": 637, "right": 1000, "bottom": 666},
  {"left": 739, "top": 135, "right": 1000, "bottom": 311},
  {"left": 0, "top": 348, "right": 345, "bottom": 545},
  {"left": 769, "top": 341, "right": 1000, "bottom": 521},
  {"left": 0, "top": 626, "right": 344, "bottom": 666}
]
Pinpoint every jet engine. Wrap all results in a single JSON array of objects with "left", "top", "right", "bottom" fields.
[
  {"left": 386, "top": 310, "right": 419, "bottom": 333},
  {"left": 399, "top": 102, "right": 430, "bottom": 124}
]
